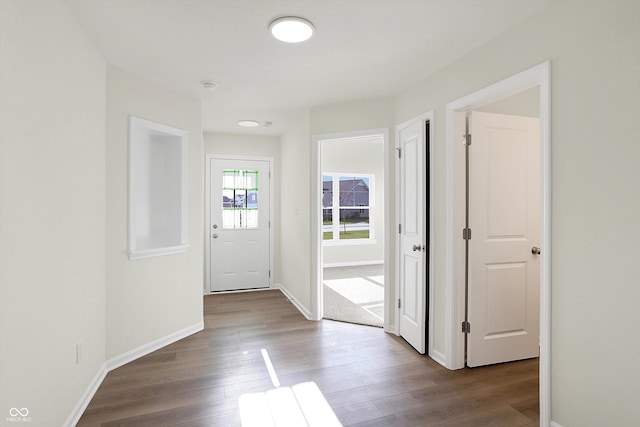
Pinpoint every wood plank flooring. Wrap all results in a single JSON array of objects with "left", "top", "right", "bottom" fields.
[{"left": 77, "top": 290, "right": 539, "bottom": 426}]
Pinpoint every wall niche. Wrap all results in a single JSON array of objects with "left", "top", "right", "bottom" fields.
[{"left": 129, "top": 116, "right": 187, "bottom": 260}]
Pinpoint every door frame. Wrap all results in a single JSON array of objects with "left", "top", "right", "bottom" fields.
[
  {"left": 445, "top": 62, "right": 551, "bottom": 424},
  {"left": 394, "top": 112, "right": 435, "bottom": 354},
  {"left": 311, "top": 128, "right": 389, "bottom": 324},
  {"left": 204, "top": 154, "right": 274, "bottom": 294}
]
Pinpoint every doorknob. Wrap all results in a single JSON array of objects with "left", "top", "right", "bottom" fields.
[
  {"left": 531, "top": 246, "right": 541, "bottom": 255},
  {"left": 412, "top": 244, "right": 422, "bottom": 252},
  {"left": 212, "top": 233, "right": 219, "bottom": 239}
]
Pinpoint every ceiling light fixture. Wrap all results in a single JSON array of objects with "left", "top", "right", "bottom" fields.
[
  {"left": 269, "top": 16, "right": 315, "bottom": 43},
  {"left": 238, "top": 120, "right": 260, "bottom": 128}
]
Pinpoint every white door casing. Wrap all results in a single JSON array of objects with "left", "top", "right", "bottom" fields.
[
  {"left": 445, "top": 61, "right": 551, "bottom": 426},
  {"left": 209, "top": 157, "right": 271, "bottom": 292},
  {"left": 396, "top": 118, "right": 427, "bottom": 354},
  {"left": 466, "top": 112, "right": 540, "bottom": 367}
]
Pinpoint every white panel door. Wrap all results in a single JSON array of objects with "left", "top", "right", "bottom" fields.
[
  {"left": 210, "top": 158, "right": 270, "bottom": 292},
  {"left": 467, "top": 112, "right": 540, "bottom": 367},
  {"left": 398, "top": 119, "right": 426, "bottom": 353}
]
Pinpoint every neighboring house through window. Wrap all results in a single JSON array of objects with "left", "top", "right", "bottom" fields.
[{"left": 322, "top": 174, "right": 374, "bottom": 243}]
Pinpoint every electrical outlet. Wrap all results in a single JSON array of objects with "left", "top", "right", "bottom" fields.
[{"left": 76, "top": 341, "right": 82, "bottom": 365}]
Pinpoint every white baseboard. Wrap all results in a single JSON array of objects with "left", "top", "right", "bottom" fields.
[
  {"left": 550, "top": 422, "right": 563, "bottom": 427},
  {"left": 66, "top": 321, "right": 203, "bottom": 427},
  {"left": 64, "top": 363, "right": 108, "bottom": 427},
  {"left": 429, "top": 349, "right": 447, "bottom": 368},
  {"left": 203, "top": 286, "right": 273, "bottom": 296},
  {"left": 274, "top": 283, "right": 314, "bottom": 320},
  {"left": 323, "top": 260, "right": 384, "bottom": 268},
  {"left": 106, "top": 321, "right": 203, "bottom": 371},
  {"left": 384, "top": 325, "right": 398, "bottom": 335}
]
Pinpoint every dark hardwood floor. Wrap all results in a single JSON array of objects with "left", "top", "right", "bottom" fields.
[{"left": 77, "top": 290, "right": 539, "bottom": 426}]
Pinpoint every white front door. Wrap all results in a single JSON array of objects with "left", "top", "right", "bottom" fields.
[
  {"left": 467, "top": 112, "right": 540, "bottom": 367},
  {"left": 210, "top": 158, "right": 271, "bottom": 292},
  {"left": 397, "top": 118, "right": 427, "bottom": 354}
]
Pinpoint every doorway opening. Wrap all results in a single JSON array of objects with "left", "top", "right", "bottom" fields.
[
  {"left": 445, "top": 62, "right": 551, "bottom": 424},
  {"left": 311, "top": 129, "right": 390, "bottom": 328}
]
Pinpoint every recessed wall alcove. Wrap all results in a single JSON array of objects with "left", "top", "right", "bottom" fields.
[{"left": 128, "top": 116, "right": 188, "bottom": 260}]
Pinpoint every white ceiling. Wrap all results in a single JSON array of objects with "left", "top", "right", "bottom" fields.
[{"left": 65, "top": 0, "right": 551, "bottom": 136}]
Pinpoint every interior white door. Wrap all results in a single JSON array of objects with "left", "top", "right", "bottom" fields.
[
  {"left": 210, "top": 158, "right": 270, "bottom": 292},
  {"left": 467, "top": 112, "right": 540, "bottom": 367},
  {"left": 397, "top": 119, "right": 426, "bottom": 353}
]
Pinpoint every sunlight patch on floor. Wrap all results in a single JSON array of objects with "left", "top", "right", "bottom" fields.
[
  {"left": 239, "top": 382, "right": 342, "bottom": 427},
  {"left": 324, "top": 277, "right": 383, "bottom": 305},
  {"left": 239, "top": 349, "right": 343, "bottom": 427}
]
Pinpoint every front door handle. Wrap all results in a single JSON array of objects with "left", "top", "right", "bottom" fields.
[
  {"left": 531, "top": 246, "right": 541, "bottom": 255},
  {"left": 212, "top": 233, "right": 219, "bottom": 239},
  {"left": 412, "top": 244, "right": 422, "bottom": 252}
]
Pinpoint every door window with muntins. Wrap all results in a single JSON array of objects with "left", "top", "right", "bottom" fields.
[{"left": 222, "top": 169, "right": 259, "bottom": 229}]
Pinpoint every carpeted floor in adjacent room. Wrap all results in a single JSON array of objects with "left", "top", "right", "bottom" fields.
[{"left": 322, "top": 264, "right": 384, "bottom": 327}]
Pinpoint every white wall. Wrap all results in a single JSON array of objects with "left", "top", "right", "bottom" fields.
[
  {"left": 322, "top": 138, "right": 384, "bottom": 266},
  {"left": 105, "top": 66, "right": 203, "bottom": 359},
  {"left": 278, "top": 99, "right": 395, "bottom": 317},
  {"left": 203, "top": 133, "right": 281, "bottom": 284},
  {"left": 310, "top": 98, "right": 396, "bottom": 326},
  {"left": 394, "top": 2, "right": 640, "bottom": 425},
  {"left": 279, "top": 113, "right": 312, "bottom": 310},
  {"left": 0, "top": 1, "right": 106, "bottom": 425}
]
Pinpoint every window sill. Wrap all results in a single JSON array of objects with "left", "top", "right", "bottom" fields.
[
  {"left": 322, "top": 239, "right": 377, "bottom": 247},
  {"left": 128, "top": 244, "right": 189, "bottom": 260}
]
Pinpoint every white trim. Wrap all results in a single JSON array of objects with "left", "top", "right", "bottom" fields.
[
  {"left": 106, "top": 321, "right": 203, "bottom": 371},
  {"left": 445, "top": 61, "right": 551, "bottom": 426},
  {"left": 204, "top": 287, "right": 274, "bottom": 295},
  {"left": 322, "top": 239, "right": 378, "bottom": 247},
  {"left": 322, "top": 260, "right": 384, "bottom": 268},
  {"left": 205, "top": 154, "right": 275, "bottom": 294},
  {"left": 430, "top": 349, "right": 447, "bottom": 368},
  {"left": 427, "top": 115, "right": 436, "bottom": 362},
  {"left": 64, "top": 363, "right": 108, "bottom": 427},
  {"left": 550, "top": 422, "right": 563, "bottom": 427},
  {"left": 311, "top": 128, "right": 390, "bottom": 325},
  {"left": 64, "top": 321, "right": 203, "bottom": 427},
  {"left": 394, "top": 111, "right": 434, "bottom": 355},
  {"left": 275, "top": 284, "right": 313, "bottom": 320},
  {"left": 128, "top": 244, "right": 190, "bottom": 260}
]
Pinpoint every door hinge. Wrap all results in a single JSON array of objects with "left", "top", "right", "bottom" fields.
[
  {"left": 269, "top": 270, "right": 271, "bottom": 278},
  {"left": 397, "top": 299, "right": 401, "bottom": 309},
  {"left": 463, "top": 227, "right": 472, "bottom": 240},
  {"left": 397, "top": 148, "right": 402, "bottom": 158},
  {"left": 462, "top": 321, "right": 471, "bottom": 334},
  {"left": 398, "top": 224, "right": 402, "bottom": 234},
  {"left": 463, "top": 133, "right": 472, "bottom": 146}
]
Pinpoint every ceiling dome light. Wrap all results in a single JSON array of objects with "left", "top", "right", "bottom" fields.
[
  {"left": 238, "top": 120, "right": 260, "bottom": 128},
  {"left": 269, "top": 16, "right": 315, "bottom": 43}
]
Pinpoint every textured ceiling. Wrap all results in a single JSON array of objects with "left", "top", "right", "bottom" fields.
[{"left": 65, "top": 0, "right": 551, "bottom": 135}]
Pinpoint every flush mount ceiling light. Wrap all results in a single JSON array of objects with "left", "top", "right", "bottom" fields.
[
  {"left": 269, "top": 16, "right": 315, "bottom": 43},
  {"left": 238, "top": 120, "right": 260, "bottom": 128}
]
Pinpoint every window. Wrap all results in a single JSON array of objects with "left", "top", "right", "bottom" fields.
[
  {"left": 222, "top": 169, "right": 259, "bottom": 229},
  {"left": 322, "top": 173, "right": 374, "bottom": 243}
]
